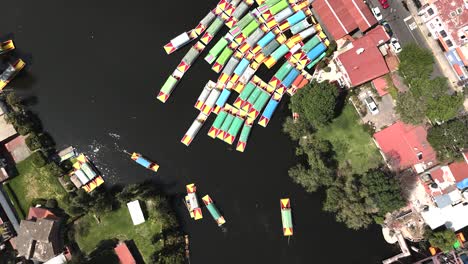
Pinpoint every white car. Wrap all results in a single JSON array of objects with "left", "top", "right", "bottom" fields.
[
  {"left": 372, "top": 7, "right": 383, "bottom": 21},
  {"left": 390, "top": 37, "right": 402, "bottom": 53},
  {"left": 365, "top": 97, "right": 379, "bottom": 115}
]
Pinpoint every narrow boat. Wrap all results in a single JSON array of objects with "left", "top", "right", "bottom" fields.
[
  {"left": 185, "top": 184, "right": 203, "bottom": 220},
  {"left": 202, "top": 195, "right": 226, "bottom": 226},
  {"left": 280, "top": 198, "right": 293, "bottom": 236},
  {"left": 0, "top": 59, "right": 26, "bottom": 90},
  {"left": 0, "top": 40, "right": 15, "bottom": 55},
  {"left": 131, "top": 153, "right": 159, "bottom": 172}
]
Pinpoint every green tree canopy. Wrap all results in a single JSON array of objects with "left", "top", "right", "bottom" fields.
[
  {"left": 428, "top": 229, "right": 457, "bottom": 252},
  {"left": 427, "top": 115, "right": 468, "bottom": 161},
  {"left": 398, "top": 43, "right": 434, "bottom": 83},
  {"left": 359, "top": 170, "right": 405, "bottom": 217},
  {"left": 323, "top": 177, "right": 374, "bottom": 230},
  {"left": 323, "top": 169, "right": 405, "bottom": 230},
  {"left": 282, "top": 116, "right": 314, "bottom": 141},
  {"left": 288, "top": 136, "right": 337, "bottom": 192},
  {"left": 396, "top": 92, "right": 426, "bottom": 124},
  {"left": 290, "top": 81, "right": 338, "bottom": 128},
  {"left": 426, "top": 93, "right": 463, "bottom": 122}
]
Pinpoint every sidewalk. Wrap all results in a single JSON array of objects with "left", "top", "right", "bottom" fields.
[{"left": 405, "top": 0, "right": 462, "bottom": 92}]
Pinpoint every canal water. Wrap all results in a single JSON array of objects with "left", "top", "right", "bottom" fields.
[{"left": 1, "top": 0, "right": 398, "bottom": 263}]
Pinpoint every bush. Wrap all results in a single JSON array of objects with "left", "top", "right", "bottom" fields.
[
  {"left": 26, "top": 133, "right": 43, "bottom": 151},
  {"left": 46, "top": 198, "right": 58, "bottom": 209},
  {"left": 43, "top": 163, "right": 64, "bottom": 178},
  {"left": 30, "top": 151, "right": 47, "bottom": 168}
]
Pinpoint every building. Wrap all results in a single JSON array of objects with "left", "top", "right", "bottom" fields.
[
  {"left": 127, "top": 200, "right": 145, "bottom": 226},
  {"left": 114, "top": 241, "right": 137, "bottom": 264},
  {"left": 373, "top": 121, "right": 437, "bottom": 173},
  {"left": 334, "top": 26, "right": 391, "bottom": 87},
  {"left": 417, "top": 152, "right": 468, "bottom": 231},
  {"left": 312, "top": 0, "right": 377, "bottom": 40},
  {"left": 419, "top": 0, "right": 468, "bottom": 81},
  {"left": 16, "top": 207, "right": 63, "bottom": 262}
]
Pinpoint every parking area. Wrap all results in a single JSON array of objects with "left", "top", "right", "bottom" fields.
[{"left": 358, "top": 88, "right": 398, "bottom": 131}]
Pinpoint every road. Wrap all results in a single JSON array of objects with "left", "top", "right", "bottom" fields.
[{"left": 366, "top": 0, "right": 445, "bottom": 78}]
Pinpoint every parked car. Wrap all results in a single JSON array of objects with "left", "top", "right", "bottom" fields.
[
  {"left": 382, "top": 21, "right": 393, "bottom": 36},
  {"left": 379, "top": 0, "right": 390, "bottom": 9},
  {"left": 390, "top": 37, "right": 402, "bottom": 53},
  {"left": 365, "top": 97, "right": 379, "bottom": 115},
  {"left": 372, "top": 7, "right": 383, "bottom": 21}
]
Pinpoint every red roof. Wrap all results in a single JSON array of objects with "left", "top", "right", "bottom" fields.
[
  {"left": 449, "top": 161, "right": 468, "bottom": 183},
  {"left": 27, "top": 207, "right": 58, "bottom": 221},
  {"left": 114, "top": 242, "right": 136, "bottom": 264},
  {"left": 372, "top": 76, "right": 389, "bottom": 96},
  {"left": 373, "top": 121, "right": 437, "bottom": 170},
  {"left": 312, "top": 0, "right": 376, "bottom": 39},
  {"left": 337, "top": 27, "right": 390, "bottom": 86}
]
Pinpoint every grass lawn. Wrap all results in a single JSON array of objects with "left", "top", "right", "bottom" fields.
[
  {"left": 6, "top": 155, "right": 69, "bottom": 218},
  {"left": 316, "top": 104, "right": 382, "bottom": 175},
  {"left": 75, "top": 200, "right": 163, "bottom": 263}
]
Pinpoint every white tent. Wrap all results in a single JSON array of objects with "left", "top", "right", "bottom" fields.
[{"left": 127, "top": 200, "right": 145, "bottom": 226}]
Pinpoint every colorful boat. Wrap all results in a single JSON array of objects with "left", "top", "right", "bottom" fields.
[
  {"left": 223, "top": 115, "right": 244, "bottom": 144},
  {"left": 0, "top": 59, "right": 26, "bottom": 90},
  {"left": 208, "top": 108, "right": 228, "bottom": 138},
  {"left": 195, "top": 81, "right": 216, "bottom": 110},
  {"left": 280, "top": 198, "right": 293, "bottom": 236},
  {"left": 258, "top": 92, "right": 281, "bottom": 127},
  {"left": 202, "top": 195, "right": 226, "bottom": 226},
  {"left": 235, "top": 119, "right": 253, "bottom": 152},
  {"left": 201, "top": 87, "right": 222, "bottom": 115},
  {"left": 0, "top": 40, "right": 15, "bottom": 56},
  {"left": 73, "top": 154, "right": 105, "bottom": 193},
  {"left": 131, "top": 153, "right": 159, "bottom": 172},
  {"left": 185, "top": 184, "right": 203, "bottom": 220},
  {"left": 181, "top": 112, "right": 209, "bottom": 146},
  {"left": 164, "top": 31, "right": 197, "bottom": 55}
]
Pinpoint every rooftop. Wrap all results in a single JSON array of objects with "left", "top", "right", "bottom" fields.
[
  {"left": 114, "top": 241, "right": 136, "bottom": 264},
  {"left": 336, "top": 26, "right": 390, "bottom": 87},
  {"left": 431, "top": 0, "right": 468, "bottom": 47},
  {"left": 28, "top": 207, "right": 58, "bottom": 221},
  {"left": 312, "top": 0, "right": 376, "bottom": 40},
  {"left": 16, "top": 218, "right": 62, "bottom": 262},
  {"left": 421, "top": 195, "right": 468, "bottom": 231},
  {"left": 372, "top": 76, "right": 389, "bottom": 96},
  {"left": 16, "top": 208, "right": 62, "bottom": 262},
  {"left": 127, "top": 200, "right": 145, "bottom": 226},
  {"left": 373, "top": 121, "right": 437, "bottom": 171},
  {"left": 0, "top": 115, "right": 16, "bottom": 142}
]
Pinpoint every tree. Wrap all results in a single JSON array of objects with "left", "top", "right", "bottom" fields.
[
  {"left": 427, "top": 115, "right": 468, "bottom": 161},
  {"left": 30, "top": 151, "right": 47, "bottom": 168},
  {"left": 290, "top": 81, "right": 338, "bottom": 128},
  {"left": 428, "top": 229, "right": 457, "bottom": 252},
  {"left": 288, "top": 136, "right": 337, "bottom": 192},
  {"left": 359, "top": 170, "right": 405, "bottom": 217},
  {"left": 26, "top": 132, "right": 43, "bottom": 151},
  {"left": 282, "top": 116, "right": 314, "bottom": 141},
  {"left": 426, "top": 93, "right": 463, "bottom": 122},
  {"left": 5, "top": 111, "right": 34, "bottom": 135},
  {"left": 323, "top": 177, "right": 374, "bottom": 230},
  {"left": 398, "top": 44, "right": 434, "bottom": 84},
  {"left": 4, "top": 93, "right": 22, "bottom": 110},
  {"left": 395, "top": 92, "right": 426, "bottom": 124},
  {"left": 46, "top": 198, "right": 58, "bottom": 209}
]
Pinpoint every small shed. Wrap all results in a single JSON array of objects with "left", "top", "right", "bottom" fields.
[{"left": 127, "top": 200, "right": 145, "bottom": 226}]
